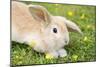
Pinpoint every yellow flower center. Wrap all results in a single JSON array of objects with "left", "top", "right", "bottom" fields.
[
  {"left": 29, "top": 40, "right": 36, "bottom": 47},
  {"left": 45, "top": 53, "right": 54, "bottom": 59},
  {"left": 68, "top": 11, "right": 73, "bottom": 16},
  {"left": 72, "top": 55, "right": 78, "bottom": 61}
]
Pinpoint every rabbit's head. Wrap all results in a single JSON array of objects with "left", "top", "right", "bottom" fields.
[{"left": 28, "top": 5, "right": 82, "bottom": 51}]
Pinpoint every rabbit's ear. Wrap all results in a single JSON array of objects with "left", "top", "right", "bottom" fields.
[
  {"left": 28, "top": 5, "right": 51, "bottom": 25},
  {"left": 65, "top": 19, "right": 83, "bottom": 34}
]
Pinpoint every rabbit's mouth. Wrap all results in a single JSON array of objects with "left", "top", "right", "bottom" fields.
[
  {"left": 65, "top": 40, "right": 68, "bottom": 44},
  {"left": 64, "top": 39, "right": 69, "bottom": 45}
]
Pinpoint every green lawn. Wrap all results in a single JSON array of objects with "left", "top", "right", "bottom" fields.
[{"left": 11, "top": 1, "right": 96, "bottom": 66}]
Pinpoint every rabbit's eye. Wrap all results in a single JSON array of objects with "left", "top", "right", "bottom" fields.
[{"left": 53, "top": 28, "right": 57, "bottom": 33}]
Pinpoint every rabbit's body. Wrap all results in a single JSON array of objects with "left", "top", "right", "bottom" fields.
[{"left": 12, "top": 1, "right": 82, "bottom": 58}]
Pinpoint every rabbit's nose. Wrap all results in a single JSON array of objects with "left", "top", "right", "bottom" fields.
[{"left": 65, "top": 40, "right": 67, "bottom": 43}]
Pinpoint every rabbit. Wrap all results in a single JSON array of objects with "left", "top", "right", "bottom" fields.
[{"left": 12, "top": 1, "right": 82, "bottom": 58}]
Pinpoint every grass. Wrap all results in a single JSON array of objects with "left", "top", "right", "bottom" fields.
[{"left": 11, "top": 1, "right": 96, "bottom": 66}]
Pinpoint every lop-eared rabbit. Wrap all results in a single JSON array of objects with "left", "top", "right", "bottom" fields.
[{"left": 12, "top": 1, "right": 82, "bottom": 58}]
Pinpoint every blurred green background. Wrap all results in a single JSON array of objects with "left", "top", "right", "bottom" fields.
[{"left": 11, "top": 1, "right": 96, "bottom": 66}]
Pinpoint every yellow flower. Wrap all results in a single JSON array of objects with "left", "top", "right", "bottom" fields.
[
  {"left": 15, "top": 55, "right": 19, "bottom": 59},
  {"left": 83, "top": 36, "right": 88, "bottom": 41},
  {"left": 67, "top": 11, "right": 73, "bottom": 16},
  {"left": 45, "top": 53, "right": 54, "bottom": 59},
  {"left": 29, "top": 40, "right": 36, "bottom": 47},
  {"left": 80, "top": 14, "right": 85, "bottom": 19},
  {"left": 72, "top": 55, "right": 78, "bottom": 60},
  {"left": 55, "top": 4, "right": 59, "bottom": 6},
  {"left": 87, "top": 25, "right": 91, "bottom": 29}
]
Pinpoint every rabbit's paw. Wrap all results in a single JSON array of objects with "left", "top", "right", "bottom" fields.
[
  {"left": 58, "top": 49, "right": 67, "bottom": 57},
  {"left": 45, "top": 51, "right": 58, "bottom": 59}
]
